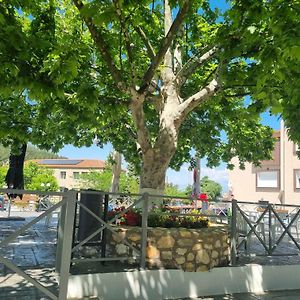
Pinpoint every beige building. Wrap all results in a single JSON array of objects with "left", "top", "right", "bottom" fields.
[
  {"left": 228, "top": 122, "right": 300, "bottom": 205},
  {"left": 35, "top": 159, "right": 106, "bottom": 190}
]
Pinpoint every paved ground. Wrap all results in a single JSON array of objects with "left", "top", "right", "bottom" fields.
[
  {"left": 1, "top": 210, "right": 300, "bottom": 299},
  {"left": 181, "top": 289, "right": 300, "bottom": 299},
  {"left": 0, "top": 212, "right": 57, "bottom": 270},
  {"left": 0, "top": 210, "right": 59, "bottom": 299}
]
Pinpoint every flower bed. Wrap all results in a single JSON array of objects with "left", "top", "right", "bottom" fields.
[
  {"left": 108, "top": 207, "right": 209, "bottom": 229},
  {"left": 106, "top": 225, "right": 230, "bottom": 272},
  {"left": 106, "top": 206, "right": 229, "bottom": 271}
]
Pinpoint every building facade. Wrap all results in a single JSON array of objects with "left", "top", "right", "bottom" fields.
[
  {"left": 228, "top": 122, "right": 300, "bottom": 205},
  {"left": 35, "top": 159, "right": 106, "bottom": 190}
]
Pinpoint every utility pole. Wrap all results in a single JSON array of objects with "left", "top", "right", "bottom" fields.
[
  {"left": 193, "top": 155, "right": 201, "bottom": 207},
  {"left": 110, "top": 151, "right": 122, "bottom": 194}
]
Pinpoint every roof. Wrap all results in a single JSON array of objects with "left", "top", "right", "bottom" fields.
[{"left": 30, "top": 159, "right": 106, "bottom": 169}]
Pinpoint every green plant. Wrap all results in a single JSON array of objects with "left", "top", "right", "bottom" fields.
[
  {"left": 24, "top": 162, "right": 59, "bottom": 191},
  {"left": 148, "top": 208, "right": 209, "bottom": 229},
  {"left": 108, "top": 206, "right": 209, "bottom": 229}
]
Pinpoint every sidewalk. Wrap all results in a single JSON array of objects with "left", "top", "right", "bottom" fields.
[
  {"left": 185, "top": 289, "right": 300, "bottom": 299},
  {"left": 0, "top": 211, "right": 59, "bottom": 299}
]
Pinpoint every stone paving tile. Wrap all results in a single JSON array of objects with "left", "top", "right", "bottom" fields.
[
  {"left": 0, "top": 267, "right": 59, "bottom": 300},
  {"left": 0, "top": 212, "right": 59, "bottom": 299}
]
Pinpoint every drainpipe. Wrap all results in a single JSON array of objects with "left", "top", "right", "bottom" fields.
[
  {"left": 192, "top": 155, "right": 201, "bottom": 208},
  {"left": 280, "top": 119, "right": 285, "bottom": 204}
]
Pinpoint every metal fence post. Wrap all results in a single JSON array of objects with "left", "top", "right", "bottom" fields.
[
  {"left": 268, "top": 202, "right": 272, "bottom": 255},
  {"left": 230, "top": 199, "right": 237, "bottom": 266},
  {"left": 58, "top": 190, "right": 77, "bottom": 300},
  {"left": 56, "top": 194, "right": 67, "bottom": 273},
  {"left": 140, "top": 193, "right": 149, "bottom": 269}
]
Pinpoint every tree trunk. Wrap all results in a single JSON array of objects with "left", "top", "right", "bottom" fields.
[
  {"left": 139, "top": 135, "right": 177, "bottom": 196},
  {"left": 5, "top": 143, "right": 27, "bottom": 200},
  {"left": 139, "top": 148, "right": 173, "bottom": 205},
  {"left": 110, "top": 151, "right": 122, "bottom": 194},
  {"left": 140, "top": 152, "right": 168, "bottom": 191}
]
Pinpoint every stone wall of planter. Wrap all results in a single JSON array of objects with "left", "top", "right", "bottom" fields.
[{"left": 106, "top": 226, "right": 230, "bottom": 272}]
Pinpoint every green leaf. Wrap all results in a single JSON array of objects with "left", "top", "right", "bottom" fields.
[{"left": 289, "top": 46, "right": 300, "bottom": 60}]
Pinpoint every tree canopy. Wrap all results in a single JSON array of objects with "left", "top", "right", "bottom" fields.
[
  {"left": 200, "top": 176, "right": 222, "bottom": 201},
  {"left": 0, "top": 0, "right": 299, "bottom": 192}
]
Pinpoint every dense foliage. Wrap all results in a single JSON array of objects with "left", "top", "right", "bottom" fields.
[
  {"left": 0, "top": 0, "right": 299, "bottom": 191},
  {"left": 200, "top": 176, "right": 222, "bottom": 200},
  {"left": 184, "top": 176, "right": 222, "bottom": 201}
]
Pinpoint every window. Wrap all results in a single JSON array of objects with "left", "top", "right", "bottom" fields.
[
  {"left": 295, "top": 170, "right": 300, "bottom": 189},
  {"left": 73, "top": 172, "right": 80, "bottom": 179},
  {"left": 60, "top": 171, "right": 66, "bottom": 179},
  {"left": 257, "top": 171, "right": 278, "bottom": 188}
]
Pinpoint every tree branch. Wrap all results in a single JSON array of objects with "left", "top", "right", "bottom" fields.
[
  {"left": 176, "top": 46, "right": 218, "bottom": 87},
  {"left": 179, "top": 78, "right": 219, "bottom": 118},
  {"left": 133, "top": 25, "right": 156, "bottom": 59},
  {"left": 163, "top": 0, "right": 174, "bottom": 78},
  {"left": 138, "top": 0, "right": 191, "bottom": 94},
  {"left": 73, "top": 0, "right": 127, "bottom": 93},
  {"left": 113, "top": 0, "right": 136, "bottom": 86}
]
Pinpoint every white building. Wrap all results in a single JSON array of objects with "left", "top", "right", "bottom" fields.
[
  {"left": 228, "top": 122, "right": 300, "bottom": 205},
  {"left": 35, "top": 159, "right": 106, "bottom": 190}
]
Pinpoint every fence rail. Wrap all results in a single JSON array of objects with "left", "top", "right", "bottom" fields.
[
  {"left": 0, "top": 188, "right": 71, "bottom": 300},
  {"left": 230, "top": 199, "right": 300, "bottom": 265},
  {"left": 3, "top": 188, "right": 300, "bottom": 298},
  {"left": 0, "top": 188, "right": 231, "bottom": 299}
]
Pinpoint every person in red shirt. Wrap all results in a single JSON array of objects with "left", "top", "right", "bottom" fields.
[{"left": 198, "top": 193, "right": 209, "bottom": 211}]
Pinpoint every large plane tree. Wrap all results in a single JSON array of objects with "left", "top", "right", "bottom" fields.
[{"left": 1, "top": 0, "right": 299, "bottom": 194}]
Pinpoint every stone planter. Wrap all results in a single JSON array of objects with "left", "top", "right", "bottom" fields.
[{"left": 106, "top": 225, "right": 230, "bottom": 272}]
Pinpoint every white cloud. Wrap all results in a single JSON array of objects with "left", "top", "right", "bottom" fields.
[
  {"left": 201, "top": 167, "right": 228, "bottom": 182},
  {"left": 166, "top": 164, "right": 229, "bottom": 192}
]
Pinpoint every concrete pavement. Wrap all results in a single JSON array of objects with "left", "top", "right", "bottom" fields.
[{"left": 183, "top": 289, "right": 300, "bottom": 299}]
